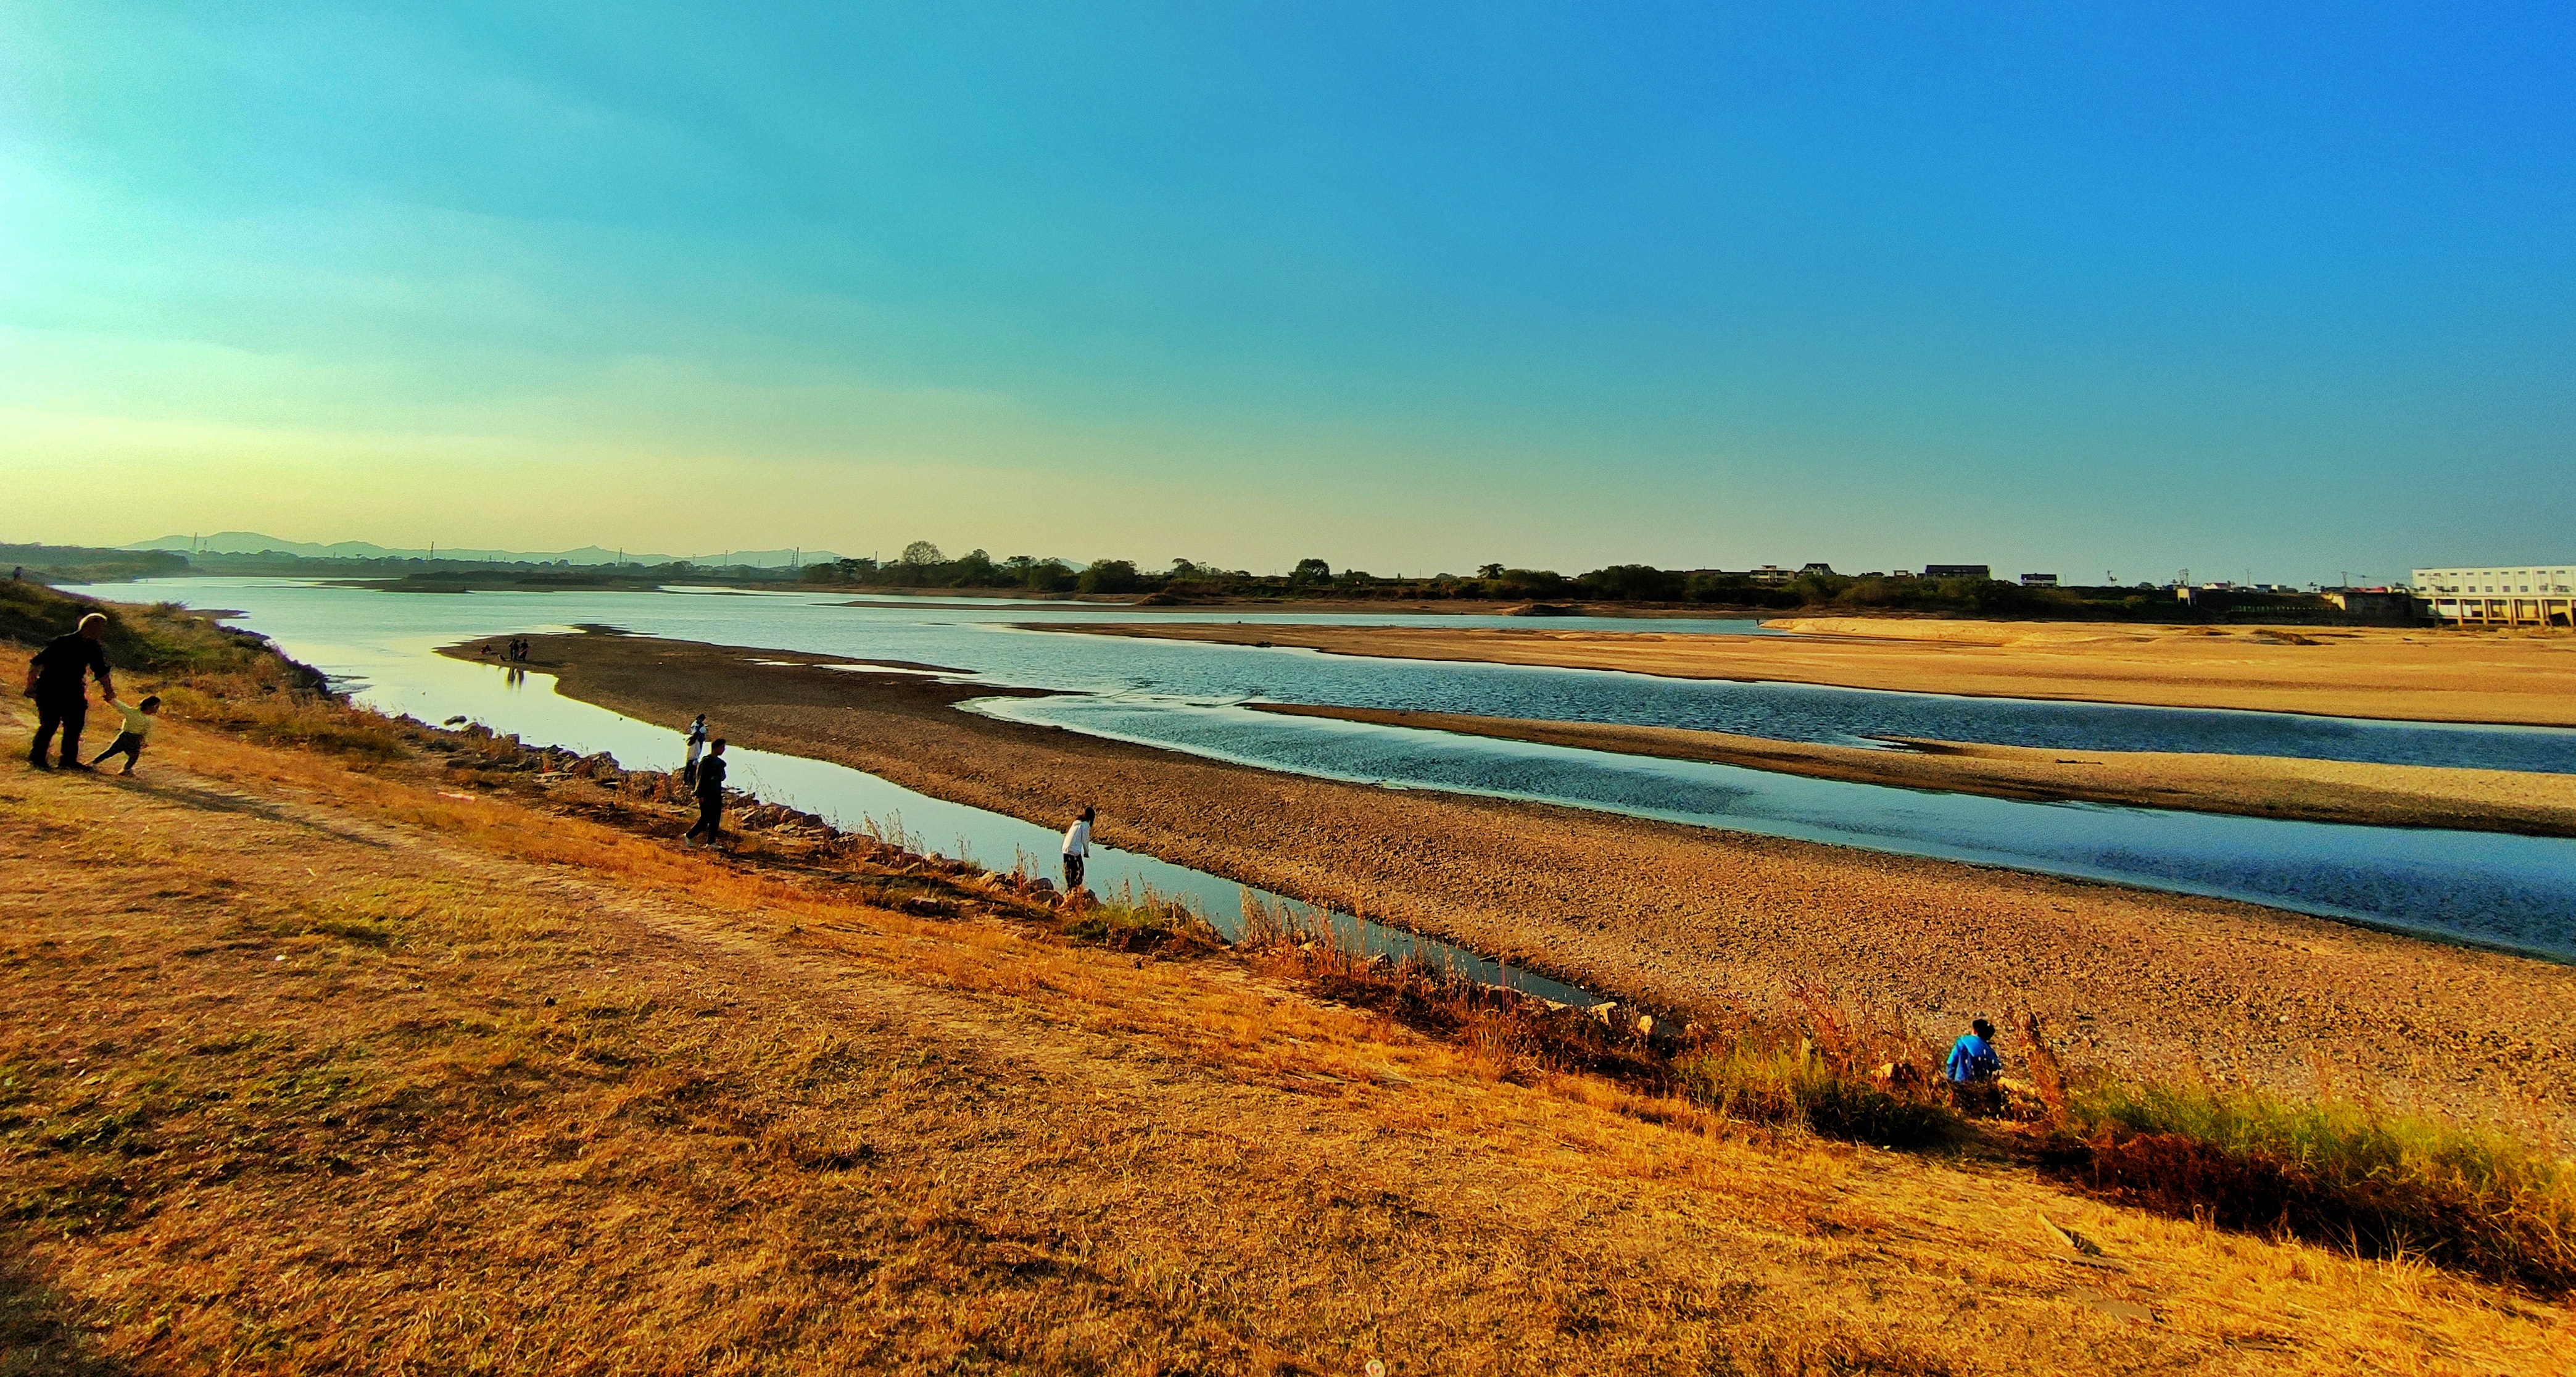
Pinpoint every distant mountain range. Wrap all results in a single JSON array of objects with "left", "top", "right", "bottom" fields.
[{"left": 125, "top": 532, "right": 842, "bottom": 568}]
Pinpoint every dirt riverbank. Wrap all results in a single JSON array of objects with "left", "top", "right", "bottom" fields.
[
  {"left": 438, "top": 629, "right": 2576, "bottom": 1137},
  {"left": 1248, "top": 704, "right": 2576, "bottom": 837},
  {"left": 1051, "top": 618, "right": 2576, "bottom": 726}
]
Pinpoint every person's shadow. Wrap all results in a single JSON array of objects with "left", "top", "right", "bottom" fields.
[{"left": 95, "top": 773, "right": 394, "bottom": 850}]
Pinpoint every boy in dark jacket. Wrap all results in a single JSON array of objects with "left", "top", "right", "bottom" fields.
[{"left": 684, "top": 739, "right": 728, "bottom": 846}]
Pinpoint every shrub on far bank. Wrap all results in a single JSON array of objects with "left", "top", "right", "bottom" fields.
[{"left": 1077, "top": 559, "right": 1140, "bottom": 595}]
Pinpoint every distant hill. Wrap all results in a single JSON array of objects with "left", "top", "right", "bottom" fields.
[{"left": 123, "top": 532, "right": 839, "bottom": 568}]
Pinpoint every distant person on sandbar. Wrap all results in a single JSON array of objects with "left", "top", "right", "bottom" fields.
[
  {"left": 91, "top": 695, "right": 160, "bottom": 776},
  {"left": 25, "top": 612, "right": 115, "bottom": 772},
  {"left": 1061, "top": 806, "right": 1095, "bottom": 892},
  {"left": 1947, "top": 1017, "right": 2001, "bottom": 1086},
  {"left": 684, "top": 739, "right": 728, "bottom": 847},
  {"left": 682, "top": 713, "right": 708, "bottom": 788}
]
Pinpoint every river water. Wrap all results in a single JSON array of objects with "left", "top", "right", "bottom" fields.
[{"left": 72, "top": 578, "right": 2576, "bottom": 962}]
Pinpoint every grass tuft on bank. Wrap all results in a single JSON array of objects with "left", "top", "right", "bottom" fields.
[
  {"left": 1671, "top": 1038, "right": 1966, "bottom": 1152},
  {"left": 1058, "top": 884, "right": 1226, "bottom": 954},
  {"left": 2045, "top": 1075, "right": 2576, "bottom": 1293}
]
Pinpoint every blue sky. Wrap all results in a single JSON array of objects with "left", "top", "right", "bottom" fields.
[{"left": 4, "top": 2, "right": 2571, "bottom": 582}]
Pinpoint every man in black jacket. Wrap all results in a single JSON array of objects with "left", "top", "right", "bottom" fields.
[
  {"left": 25, "top": 613, "right": 115, "bottom": 772},
  {"left": 684, "top": 738, "right": 727, "bottom": 846}
]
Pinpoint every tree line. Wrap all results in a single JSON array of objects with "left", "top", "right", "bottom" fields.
[{"left": 796, "top": 544, "right": 2187, "bottom": 617}]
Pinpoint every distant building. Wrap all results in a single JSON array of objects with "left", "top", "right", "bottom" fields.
[
  {"left": 2411, "top": 564, "right": 2575, "bottom": 627},
  {"left": 1923, "top": 564, "right": 1990, "bottom": 580},
  {"left": 2019, "top": 573, "right": 2058, "bottom": 587},
  {"left": 1799, "top": 562, "right": 1836, "bottom": 577},
  {"left": 1747, "top": 564, "right": 1793, "bottom": 583}
]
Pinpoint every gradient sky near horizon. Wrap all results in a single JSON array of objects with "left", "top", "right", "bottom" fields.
[{"left": 5, "top": 4, "right": 2572, "bottom": 583}]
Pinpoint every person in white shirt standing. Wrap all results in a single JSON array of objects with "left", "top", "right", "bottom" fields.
[
  {"left": 682, "top": 713, "right": 708, "bottom": 788},
  {"left": 1061, "top": 806, "right": 1095, "bottom": 893}
]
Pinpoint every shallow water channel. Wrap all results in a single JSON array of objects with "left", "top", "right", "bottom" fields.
[{"left": 78, "top": 578, "right": 2576, "bottom": 962}]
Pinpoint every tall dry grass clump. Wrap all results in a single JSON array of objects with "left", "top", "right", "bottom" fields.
[
  {"left": 2045, "top": 1073, "right": 2575, "bottom": 1292},
  {"left": 1056, "top": 880, "right": 1226, "bottom": 954},
  {"left": 1670, "top": 994, "right": 1966, "bottom": 1150},
  {"left": 1235, "top": 895, "right": 1675, "bottom": 1089}
]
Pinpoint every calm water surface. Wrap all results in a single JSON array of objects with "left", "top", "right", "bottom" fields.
[{"left": 77, "top": 578, "right": 2576, "bottom": 961}]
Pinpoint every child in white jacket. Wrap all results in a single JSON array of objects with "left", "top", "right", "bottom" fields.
[{"left": 91, "top": 695, "right": 160, "bottom": 775}]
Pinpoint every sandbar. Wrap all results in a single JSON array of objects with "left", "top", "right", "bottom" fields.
[
  {"left": 1248, "top": 704, "right": 2576, "bottom": 837},
  {"left": 1047, "top": 617, "right": 2576, "bottom": 727}
]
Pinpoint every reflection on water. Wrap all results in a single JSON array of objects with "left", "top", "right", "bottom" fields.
[{"left": 66, "top": 577, "right": 2576, "bottom": 962}]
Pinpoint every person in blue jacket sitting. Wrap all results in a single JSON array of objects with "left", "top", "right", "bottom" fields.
[{"left": 1947, "top": 1017, "right": 2002, "bottom": 1085}]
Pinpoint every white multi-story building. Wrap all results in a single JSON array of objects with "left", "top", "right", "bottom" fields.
[{"left": 2412, "top": 564, "right": 2575, "bottom": 626}]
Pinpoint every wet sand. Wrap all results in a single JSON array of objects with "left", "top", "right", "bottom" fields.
[
  {"left": 1249, "top": 704, "right": 2576, "bottom": 837},
  {"left": 437, "top": 628, "right": 2576, "bottom": 1134},
  {"left": 1053, "top": 618, "right": 2576, "bottom": 726}
]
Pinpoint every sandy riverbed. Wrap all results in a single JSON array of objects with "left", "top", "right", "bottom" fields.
[
  {"left": 439, "top": 629, "right": 2576, "bottom": 1134},
  {"left": 1248, "top": 704, "right": 2576, "bottom": 837},
  {"left": 1052, "top": 617, "right": 2576, "bottom": 726}
]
